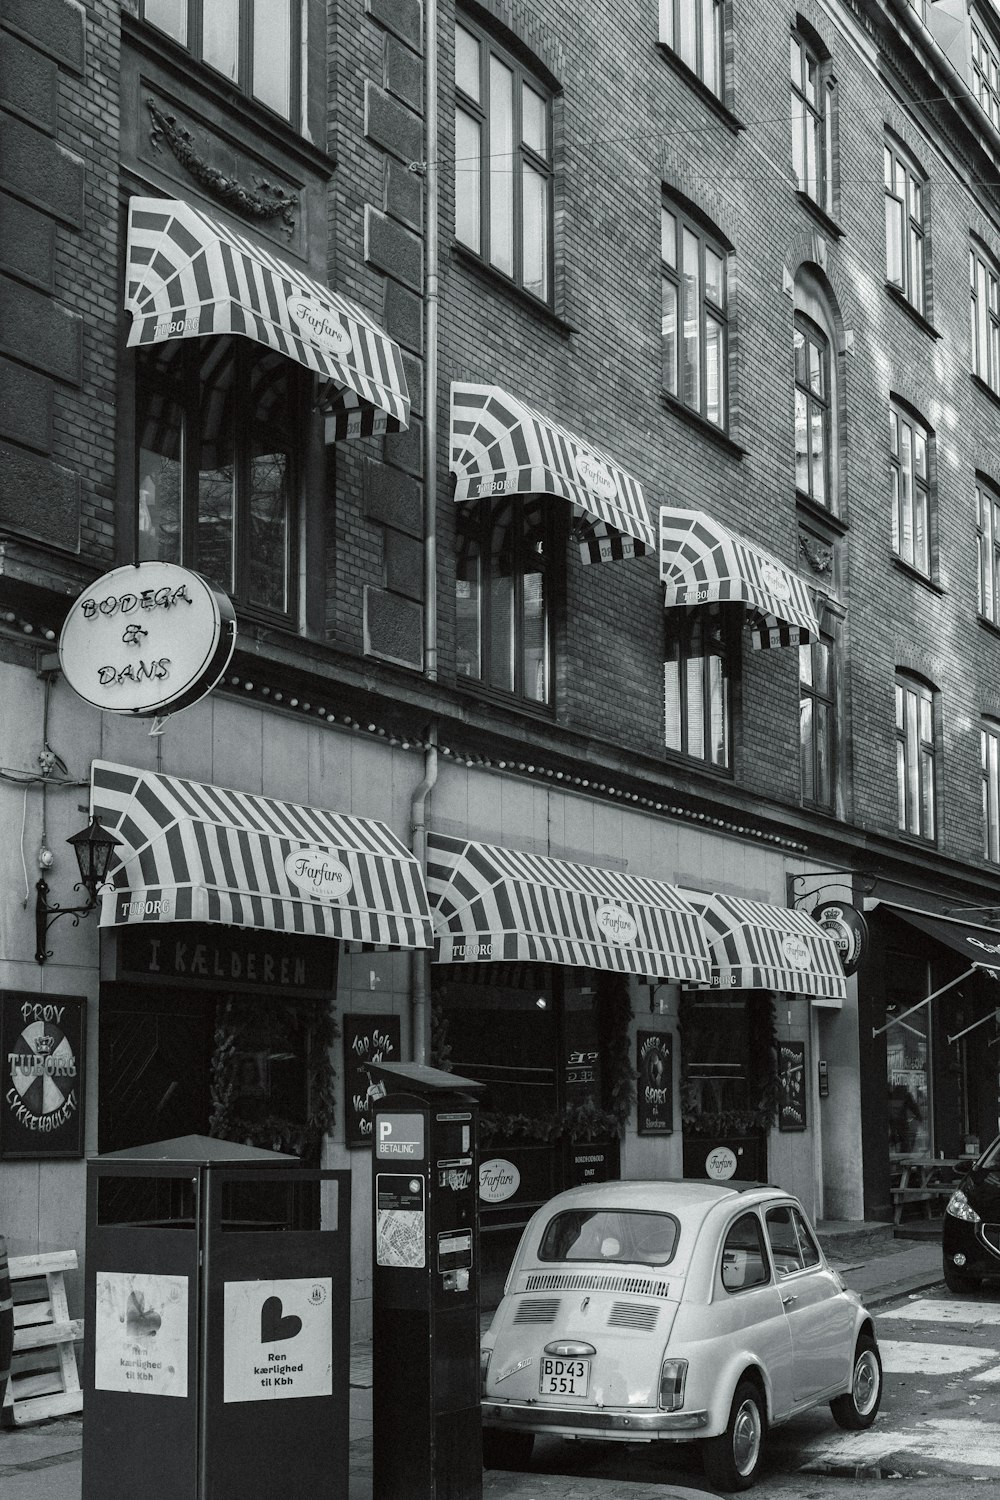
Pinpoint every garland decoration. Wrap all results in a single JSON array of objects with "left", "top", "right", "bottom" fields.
[{"left": 677, "top": 990, "right": 779, "bottom": 1136}]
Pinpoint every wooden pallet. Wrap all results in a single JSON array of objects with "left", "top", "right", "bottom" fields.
[{"left": 1, "top": 1250, "right": 83, "bottom": 1426}]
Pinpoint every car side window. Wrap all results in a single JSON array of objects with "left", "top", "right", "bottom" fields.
[
  {"left": 720, "top": 1212, "right": 770, "bottom": 1292},
  {"left": 791, "top": 1207, "right": 821, "bottom": 1268},
  {"left": 765, "top": 1206, "right": 804, "bottom": 1277}
]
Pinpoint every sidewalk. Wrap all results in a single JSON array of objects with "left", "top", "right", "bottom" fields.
[{"left": 0, "top": 1229, "right": 943, "bottom": 1500}]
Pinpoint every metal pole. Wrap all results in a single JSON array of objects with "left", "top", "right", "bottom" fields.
[
  {"left": 871, "top": 965, "right": 978, "bottom": 1039},
  {"left": 947, "top": 1006, "right": 1000, "bottom": 1047}
]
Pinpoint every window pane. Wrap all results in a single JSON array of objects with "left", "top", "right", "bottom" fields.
[
  {"left": 661, "top": 208, "right": 677, "bottom": 268},
  {"left": 522, "top": 161, "right": 549, "bottom": 300},
  {"left": 805, "top": 112, "right": 819, "bottom": 199},
  {"left": 137, "top": 388, "right": 183, "bottom": 564},
  {"left": 144, "top": 0, "right": 186, "bottom": 43},
  {"left": 815, "top": 700, "right": 831, "bottom": 806},
  {"left": 921, "top": 750, "right": 934, "bottom": 839},
  {"left": 886, "top": 195, "right": 903, "bottom": 286},
  {"left": 455, "top": 509, "right": 481, "bottom": 680},
  {"left": 522, "top": 84, "right": 547, "bottom": 157},
  {"left": 705, "top": 246, "right": 724, "bottom": 306},
  {"left": 488, "top": 56, "right": 514, "bottom": 277},
  {"left": 705, "top": 314, "right": 724, "bottom": 427},
  {"left": 489, "top": 500, "right": 515, "bottom": 692},
  {"left": 661, "top": 278, "right": 678, "bottom": 395},
  {"left": 795, "top": 390, "right": 808, "bottom": 492},
  {"left": 792, "top": 107, "right": 806, "bottom": 191},
  {"left": 248, "top": 440, "right": 290, "bottom": 612},
  {"left": 253, "top": 0, "right": 292, "bottom": 118},
  {"left": 678, "top": 0, "right": 697, "bottom": 69},
  {"left": 455, "top": 110, "right": 482, "bottom": 253},
  {"left": 522, "top": 547, "right": 547, "bottom": 704},
  {"left": 709, "top": 648, "right": 727, "bottom": 764},
  {"left": 196, "top": 343, "right": 236, "bottom": 595},
  {"left": 810, "top": 405, "right": 826, "bottom": 504},
  {"left": 685, "top": 645, "right": 705, "bottom": 759},
  {"left": 455, "top": 24, "right": 480, "bottom": 100},
  {"left": 800, "top": 695, "right": 814, "bottom": 802},
  {"left": 665, "top": 653, "right": 682, "bottom": 751},
  {"left": 702, "top": 0, "right": 720, "bottom": 94},
  {"left": 660, "top": 0, "right": 675, "bottom": 48},
  {"left": 203, "top": 0, "right": 239, "bottom": 81},
  {"left": 682, "top": 227, "right": 701, "bottom": 409},
  {"left": 896, "top": 738, "right": 907, "bottom": 829}
]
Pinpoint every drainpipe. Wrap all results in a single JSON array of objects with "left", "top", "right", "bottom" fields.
[{"left": 410, "top": 723, "right": 438, "bottom": 1064}]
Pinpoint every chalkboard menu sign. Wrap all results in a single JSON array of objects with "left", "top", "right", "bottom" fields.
[
  {"left": 0, "top": 990, "right": 86, "bottom": 1158},
  {"left": 778, "top": 1040, "right": 807, "bottom": 1132},
  {"left": 636, "top": 1030, "right": 672, "bottom": 1135},
  {"left": 344, "top": 1013, "right": 401, "bottom": 1147}
]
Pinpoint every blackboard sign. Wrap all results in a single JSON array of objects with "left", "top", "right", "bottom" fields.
[
  {"left": 636, "top": 1030, "right": 672, "bottom": 1135},
  {"left": 0, "top": 990, "right": 86, "bottom": 1158},
  {"left": 344, "top": 1014, "right": 401, "bottom": 1147},
  {"left": 778, "top": 1040, "right": 807, "bottom": 1132}
]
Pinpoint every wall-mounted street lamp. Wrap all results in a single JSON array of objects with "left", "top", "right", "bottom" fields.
[{"left": 35, "top": 816, "right": 121, "bottom": 965}]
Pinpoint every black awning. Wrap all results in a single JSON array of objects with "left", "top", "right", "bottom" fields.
[{"left": 879, "top": 906, "right": 1000, "bottom": 976}]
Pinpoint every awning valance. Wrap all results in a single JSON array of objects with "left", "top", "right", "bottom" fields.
[
  {"left": 91, "top": 761, "right": 432, "bottom": 950},
  {"left": 450, "top": 383, "right": 655, "bottom": 564},
  {"left": 681, "top": 890, "right": 847, "bottom": 1000},
  {"left": 659, "top": 507, "right": 819, "bottom": 648},
  {"left": 427, "top": 833, "right": 712, "bottom": 980},
  {"left": 872, "top": 905, "right": 1000, "bottom": 976},
  {"left": 124, "top": 197, "right": 410, "bottom": 440}
]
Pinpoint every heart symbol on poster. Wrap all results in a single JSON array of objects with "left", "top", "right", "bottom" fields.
[
  {"left": 260, "top": 1295, "right": 302, "bottom": 1344},
  {"left": 125, "top": 1290, "right": 162, "bottom": 1339}
]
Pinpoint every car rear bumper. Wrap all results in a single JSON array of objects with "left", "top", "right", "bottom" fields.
[{"left": 483, "top": 1399, "right": 710, "bottom": 1440}]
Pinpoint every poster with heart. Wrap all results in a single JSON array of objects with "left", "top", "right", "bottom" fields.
[
  {"left": 223, "top": 1277, "right": 333, "bottom": 1403},
  {"left": 93, "top": 1270, "right": 189, "bottom": 1397}
]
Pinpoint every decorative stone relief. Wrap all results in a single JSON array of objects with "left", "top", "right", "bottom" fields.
[{"left": 800, "top": 535, "right": 834, "bottom": 575}]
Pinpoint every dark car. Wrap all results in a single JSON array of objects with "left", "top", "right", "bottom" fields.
[{"left": 942, "top": 1134, "right": 1000, "bottom": 1291}]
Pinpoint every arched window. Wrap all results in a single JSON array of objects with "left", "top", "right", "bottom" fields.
[{"left": 793, "top": 268, "right": 839, "bottom": 513}]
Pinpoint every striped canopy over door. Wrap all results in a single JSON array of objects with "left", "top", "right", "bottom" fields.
[
  {"left": 450, "top": 383, "right": 656, "bottom": 564},
  {"left": 124, "top": 197, "right": 410, "bottom": 440},
  {"left": 428, "top": 833, "right": 713, "bottom": 981},
  {"left": 681, "top": 890, "right": 847, "bottom": 1000},
  {"left": 659, "top": 507, "right": 820, "bottom": 649},
  {"left": 91, "top": 761, "right": 432, "bottom": 951}
]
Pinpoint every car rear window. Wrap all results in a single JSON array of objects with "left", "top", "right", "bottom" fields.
[{"left": 538, "top": 1209, "right": 679, "bottom": 1266}]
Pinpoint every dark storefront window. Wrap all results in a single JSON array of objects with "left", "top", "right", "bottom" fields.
[
  {"left": 141, "top": 0, "right": 301, "bottom": 123},
  {"left": 884, "top": 949, "right": 931, "bottom": 1158},
  {"left": 679, "top": 992, "right": 774, "bottom": 1181}
]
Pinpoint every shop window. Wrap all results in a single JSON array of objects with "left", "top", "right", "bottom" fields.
[
  {"left": 970, "top": 241, "right": 1000, "bottom": 394},
  {"left": 895, "top": 672, "right": 936, "bottom": 842},
  {"left": 661, "top": 200, "right": 728, "bottom": 428},
  {"left": 799, "top": 629, "right": 836, "bottom": 811},
  {"left": 136, "top": 337, "right": 300, "bottom": 623},
  {"left": 890, "top": 401, "right": 932, "bottom": 577},
  {"left": 884, "top": 137, "right": 926, "bottom": 316},
  {"left": 794, "top": 313, "right": 831, "bottom": 507},
  {"left": 454, "top": 493, "right": 554, "bottom": 705},
  {"left": 664, "top": 603, "right": 734, "bottom": 768},
  {"left": 885, "top": 948, "right": 931, "bottom": 1158},
  {"left": 790, "top": 25, "right": 837, "bottom": 217},
  {"left": 454, "top": 15, "right": 553, "bottom": 303},
  {"left": 658, "top": 0, "right": 725, "bottom": 99},
  {"left": 982, "top": 719, "right": 1000, "bottom": 863},
  {"left": 976, "top": 478, "right": 1000, "bottom": 622},
  {"left": 972, "top": 11, "right": 1000, "bottom": 130},
  {"left": 140, "top": 0, "right": 301, "bottom": 123}
]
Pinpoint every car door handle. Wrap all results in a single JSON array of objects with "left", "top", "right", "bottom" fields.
[{"left": 782, "top": 1294, "right": 797, "bottom": 1306}]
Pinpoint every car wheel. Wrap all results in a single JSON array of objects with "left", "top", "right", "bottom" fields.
[
  {"left": 830, "top": 1335, "right": 883, "bottom": 1430},
  {"left": 701, "top": 1377, "right": 766, "bottom": 1492},
  {"left": 482, "top": 1427, "right": 534, "bottom": 1471},
  {"left": 944, "top": 1266, "right": 981, "bottom": 1294}
]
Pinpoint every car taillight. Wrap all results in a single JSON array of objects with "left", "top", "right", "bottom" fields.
[
  {"left": 946, "top": 1190, "right": 982, "bottom": 1223},
  {"left": 658, "top": 1358, "right": 688, "bottom": 1412},
  {"left": 480, "top": 1347, "right": 492, "bottom": 1393}
]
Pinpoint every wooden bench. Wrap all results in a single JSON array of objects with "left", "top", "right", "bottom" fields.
[
  {"left": 1, "top": 1250, "right": 83, "bottom": 1426},
  {"left": 890, "top": 1158, "right": 963, "bottom": 1225}
]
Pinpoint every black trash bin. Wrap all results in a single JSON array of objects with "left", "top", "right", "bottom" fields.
[{"left": 81, "top": 1135, "right": 350, "bottom": 1500}]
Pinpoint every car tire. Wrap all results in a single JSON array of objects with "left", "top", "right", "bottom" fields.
[
  {"left": 701, "top": 1377, "right": 766, "bottom": 1492},
  {"left": 943, "top": 1266, "right": 981, "bottom": 1294},
  {"left": 830, "top": 1334, "right": 883, "bottom": 1430},
  {"left": 482, "top": 1428, "right": 534, "bottom": 1471}
]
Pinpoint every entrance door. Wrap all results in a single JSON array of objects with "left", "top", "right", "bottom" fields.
[
  {"left": 98, "top": 986, "right": 213, "bottom": 1152},
  {"left": 680, "top": 992, "right": 769, "bottom": 1181}
]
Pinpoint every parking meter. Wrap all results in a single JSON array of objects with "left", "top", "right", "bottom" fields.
[{"left": 370, "top": 1062, "right": 484, "bottom": 1500}]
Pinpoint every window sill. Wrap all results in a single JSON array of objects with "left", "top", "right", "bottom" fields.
[
  {"left": 795, "top": 490, "right": 849, "bottom": 536},
  {"left": 663, "top": 746, "right": 734, "bottom": 781},
  {"left": 794, "top": 190, "right": 844, "bottom": 242},
  {"left": 660, "top": 391, "right": 747, "bottom": 456},
  {"left": 655, "top": 45, "right": 745, "bottom": 135},
  {"left": 884, "top": 283, "right": 941, "bottom": 340},
  {"left": 971, "top": 371, "right": 1000, "bottom": 412},
  {"left": 890, "top": 554, "right": 945, "bottom": 595},
  {"left": 453, "top": 674, "right": 558, "bottom": 724},
  {"left": 450, "top": 242, "right": 576, "bottom": 336}
]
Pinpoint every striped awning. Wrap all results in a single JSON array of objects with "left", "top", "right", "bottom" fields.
[
  {"left": 660, "top": 507, "right": 819, "bottom": 648},
  {"left": 427, "top": 833, "right": 712, "bottom": 980},
  {"left": 450, "top": 383, "right": 655, "bottom": 564},
  {"left": 91, "top": 761, "right": 432, "bottom": 950},
  {"left": 124, "top": 197, "right": 410, "bottom": 440},
  {"left": 681, "top": 890, "right": 847, "bottom": 1000}
]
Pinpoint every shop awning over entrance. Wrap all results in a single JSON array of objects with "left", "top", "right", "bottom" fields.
[
  {"left": 427, "top": 833, "right": 713, "bottom": 980},
  {"left": 659, "top": 507, "right": 819, "bottom": 648},
  {"left": 680, "top": 891, "right": 847, "bottom": 1000},
  {"left": 449, "top": 382, "right": 656, "bottom": 564},
  {"left": 873, "top": 905, "right": 1000, "bottom": 975},
  {"left": 91, "top": 761, "right": 432, "bottom": 950},
  {"left": 124, "top": 197, "right": 410, "bottom": 440}
]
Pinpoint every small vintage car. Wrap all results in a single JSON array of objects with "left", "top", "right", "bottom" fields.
[
  {"left": 481, "top": 1179, "right": 882, "bottom": 1491},
  {"left": 943, "top": 1132, "right": 1000, "bottom": 1291}
]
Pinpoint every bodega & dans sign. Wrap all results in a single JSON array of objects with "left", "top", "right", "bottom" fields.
[{"left": 59, "top": 561, "right": 236, "bottom": 718}]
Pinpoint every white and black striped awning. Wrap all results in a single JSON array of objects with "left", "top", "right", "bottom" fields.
[
  {"left": 681, "top": 890, "right": 846, "bottom": 1000},
  {"left": 660, "top": 507, "right": 819, "bottom": 649},
  {"left": 91, "top": 761, "right": 432, "bottom": 950},
  {"left": 428, "top": 833, "right": 712, "bottom": 980},
  {"left": 450, "top": 383, "right": 655, "bottom": 564},
  {"left": 124, "top": 197, "right": 410, "bottom": 440}
]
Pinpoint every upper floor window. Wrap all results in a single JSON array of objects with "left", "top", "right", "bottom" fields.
[
  {"left": 454, "top": 17, "right": 553, "bottom": 303},
  {"left": 895, "top": 674, "right": 936, "bottom": 842},
  {"left": 790, "top": 28, "right": 836, "bottom": 217},
  {"left": 800, "top": 630, "right": 836, "bottom": 811},
  {"left": 972, "top": 14, "right": 1000, "bottom": 130},
  {"left": 664, "top": 604, "right": 734, "bottom": 768},
  {"left": 659, "top": 0, "right": 724, "bottom": 100},
  {"left": 794, "top": 314, "right": 830, "bottom": 507},
  {"left": 884, "top": 139, "right": 926, "bottom": 316},
  {"left": 970, "top": 242, "right": 1000, "bottom": 394},
  {"left": 136, "top": 337, "right": 300, "bottom": 622},
  {"left": 455, "top": 495, "right": 553, "bottom": 705},
  {"left": 141, "top": 0, "right": 301, "bottom": 122},
  {"left": 661, "top": 202, "right": 727, "bottom": 428},
  {"left": 983, "top": 720, "right": 1000, "bottom": 863},
  {"left": 890, "top": 402, "right": 931, "bottom": 577},
  {"left": 977, "top": 478, "right": 1000, "bottom": 622}
]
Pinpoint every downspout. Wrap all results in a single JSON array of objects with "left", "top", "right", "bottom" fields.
[{"left": 410, "top": 725, "right": 438, "bottom": 1065}]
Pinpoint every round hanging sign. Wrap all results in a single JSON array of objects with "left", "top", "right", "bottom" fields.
[
  {"left": 59, "top": 562, "right": 236, "bottom": 718},
  {"left": 811, "top": 902, "right": 868, "bottom": 978},
  {"left": 479, "top": 1158, "right": 520, "bottom": 1204},
  {"left": 705, "top": 1146, "right": 738, "bottom": 1181}
]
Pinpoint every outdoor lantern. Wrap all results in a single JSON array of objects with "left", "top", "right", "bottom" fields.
[{"left": 35, "top": 815, "right": 121, "bottom": 965}]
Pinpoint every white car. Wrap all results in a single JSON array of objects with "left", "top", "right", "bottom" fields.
[{"left": 481, "top": 1179, "right": 882, "bottom": 1491}]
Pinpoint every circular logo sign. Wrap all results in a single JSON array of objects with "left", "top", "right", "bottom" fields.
[
  {"left": 573, "top": 450, "right": 617, "bottom": 501},
  {"left": 811, "top": 902, "right": 868, "bottom": 978},
  {"left": 284, "top": 849, "right": 354, "bottom": 900},
  {"left": 706, "top": 1146, "right": 738, "bottom": 1181},
  {"left": 7, "top": 1019, "right": 78, "bottom": 1129},
  {"left": 479, "top": 1158, "right": 520, "bottom": 1203},
  {"left": 781, "top": 933, "right": 813, "bottom": 970},
  {"left": 759, "top": 562, "right": 792, "bottom": 602},
  {"left": 59, "top": 562, "right": 236, "bottom": 718},
  {"left": 286, "top": 293, "right": 353, "bottom": 357},
  {"left": 595, "top": 904, "right": 638, "bottom": 945}
]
